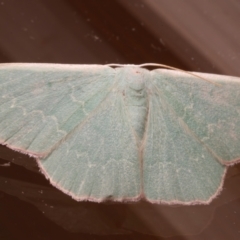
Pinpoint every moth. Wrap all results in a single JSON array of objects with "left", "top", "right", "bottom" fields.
[{"left": 0, "top": 63, "right": 239, "bottom": 204}]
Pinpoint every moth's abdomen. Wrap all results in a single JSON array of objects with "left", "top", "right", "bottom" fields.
[{"left": 123, "top": 68, "right": 149, "bottom": 141}]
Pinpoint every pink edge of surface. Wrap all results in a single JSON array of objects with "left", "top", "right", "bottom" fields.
[{"left": 0, "top": 142, "right": 231, "bottom": 205}]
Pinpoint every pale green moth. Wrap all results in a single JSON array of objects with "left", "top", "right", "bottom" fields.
[{"left": 0, "top": 63, "right": 240, "bottom": 205}]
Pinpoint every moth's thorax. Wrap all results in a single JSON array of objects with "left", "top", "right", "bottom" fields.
[{"left": 117, "top": 67, "right": 149, "bottom": 141}]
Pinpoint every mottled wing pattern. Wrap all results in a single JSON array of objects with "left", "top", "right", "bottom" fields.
[
  {"left": 39, "top": 90, "right": 141, "bottom": 201},
  {"left": 143, "top": 69, "right": 240, "bottom": 203},
  {"left": 0, "top": 64, "right": 141, "bottom": 201},
  {"left": 0, "top": 64, "right": 114, "bottom": 155}
]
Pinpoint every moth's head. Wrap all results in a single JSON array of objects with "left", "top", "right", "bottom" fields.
[{"left": 115, "top": 66, "right": 149, "bottom": 86}]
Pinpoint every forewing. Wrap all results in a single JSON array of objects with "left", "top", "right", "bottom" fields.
[
  {"left": 39, "top": 91, "right": 141, "bottom": 201},
  {"left": 143, "top": 69, "right": 240, "bottom": 204},
  {"left": 0, "top": 64, "right": 114, "bottom": 156}
]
